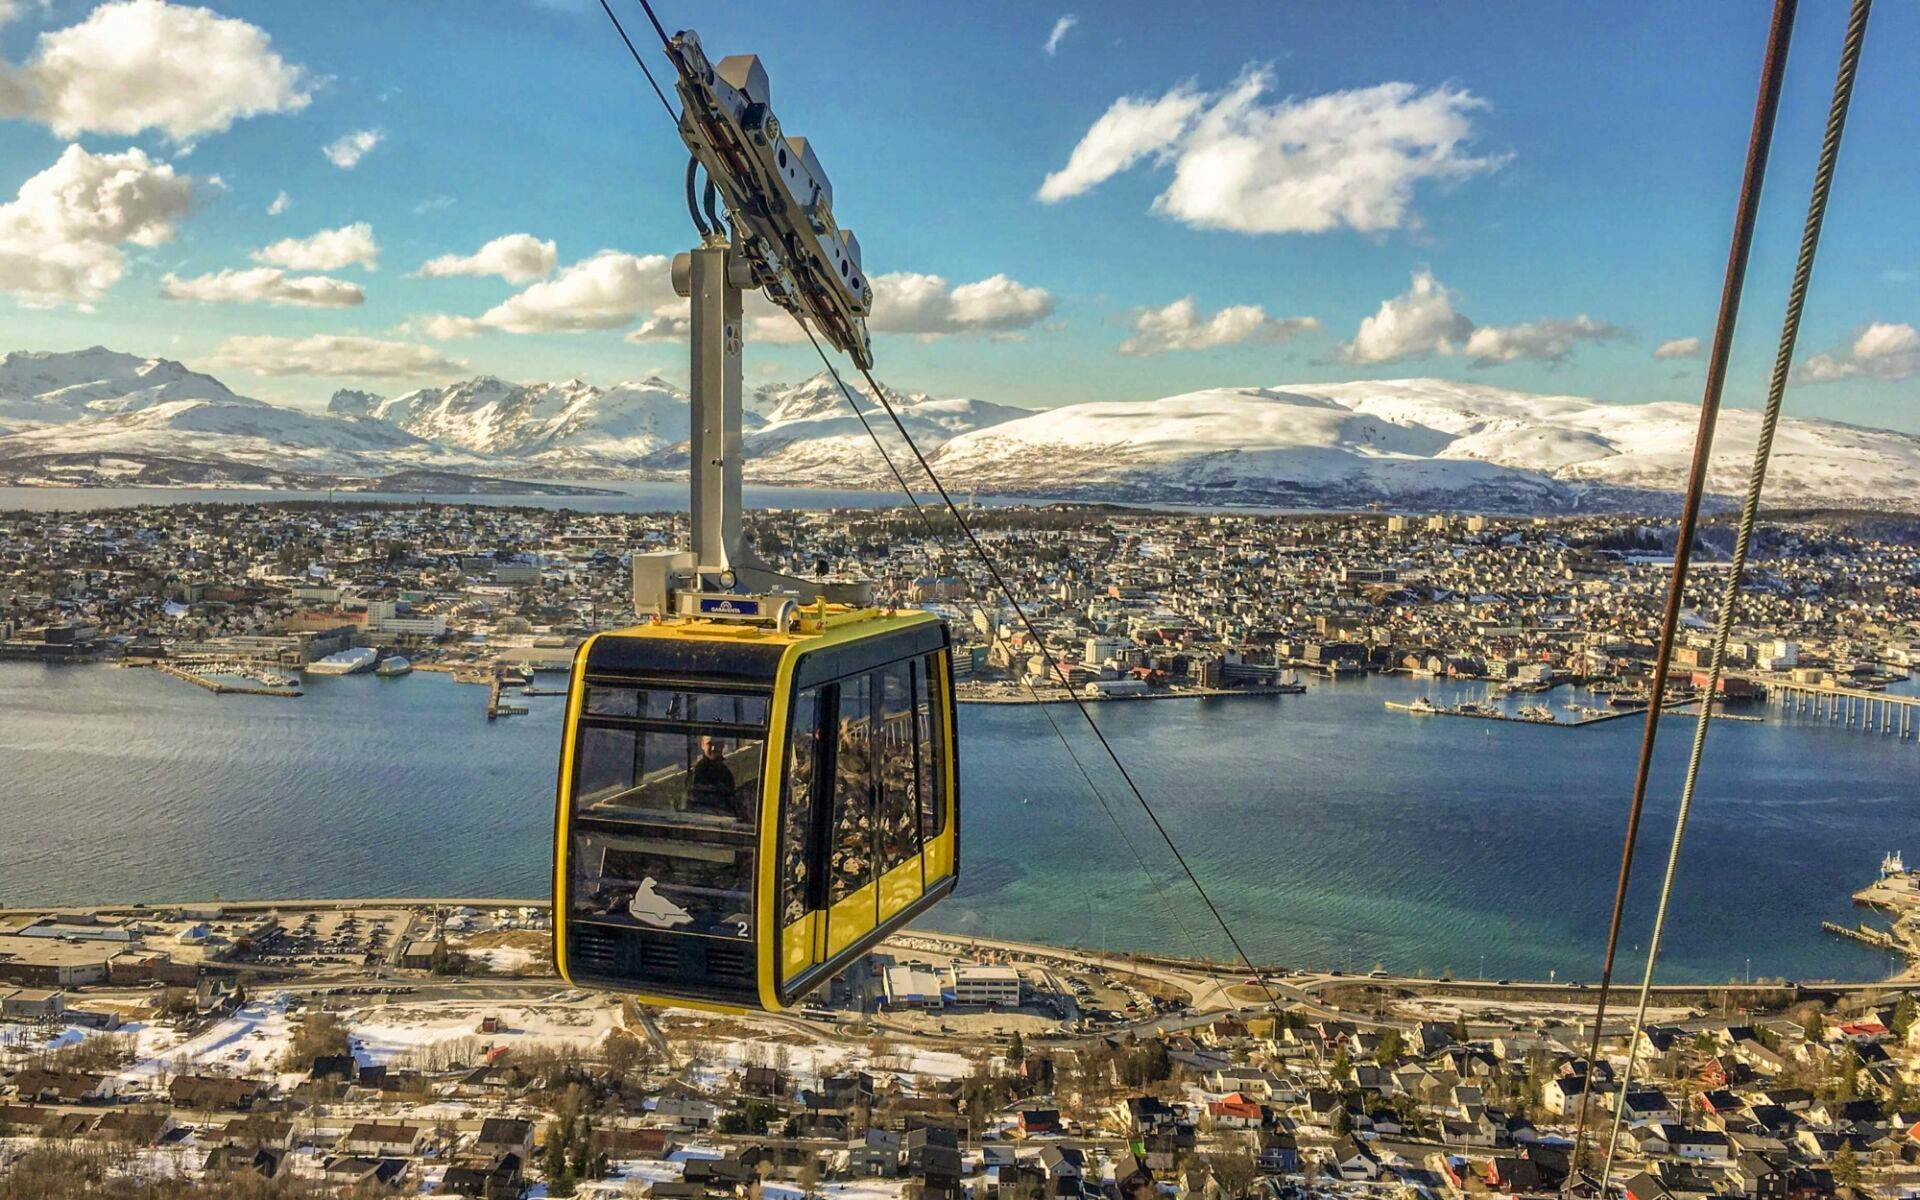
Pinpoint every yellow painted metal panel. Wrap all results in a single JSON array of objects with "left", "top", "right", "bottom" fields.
[
  {"left": 923, "top": 829, "right": 955, "bottom": 883},
  {"left": 879, "top": 856, "right": 923, "bottom": 921},
  {"left": 782, "top": 915, "right": 816, "bottom": 981},
  {"left": 826, "top": 883, "right": 878, "bottom": 958},
  {"left": 550, "top": 633, "right": 605, "bottom": 988}
]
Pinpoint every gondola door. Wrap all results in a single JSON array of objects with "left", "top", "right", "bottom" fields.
[
  {"left": 776, "top": 683, "right": 825, "bottom": 994},
  {"left": 822, "top": 672, "right": 877, "bottom": 961},
  {"left": 875, "top": 660, "right": 924, "bottom": 924}
]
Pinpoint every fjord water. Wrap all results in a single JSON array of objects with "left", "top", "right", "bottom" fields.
[
  {"left": 0, "top": 483, "right": 1007, "bottom": 514},
  {"left": 3, "top": 660, "right": 1913, "bottom": 982}
]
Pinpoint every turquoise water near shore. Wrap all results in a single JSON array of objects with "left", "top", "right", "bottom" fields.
[{"left": 2, "top": 660, "right": 1914, "bottom": 982}]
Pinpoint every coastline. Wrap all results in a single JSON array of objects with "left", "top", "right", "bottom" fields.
[
  {"left": 957, "top": 683, "right": 1307, "bottom": 705},
  {"left": 0, "top": 893, "right": 1909, "bottom": 989}
]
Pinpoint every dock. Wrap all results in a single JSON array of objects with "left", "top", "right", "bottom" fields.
[
  {"left": 1767, "top": 678, "right": 1919, "bottom": 741},
  {"left": 1822, "top": 920, "right": 1898, "bottom": 951},
  {"left": 148, "top": 661, "right": 302, "bottom": 698},
  {"left": 485, "top": 673, "right": 528, "bottom": 720},
  {"left": 1826, "top": 857, "right": 1920, "bottom": 965},
  {"left": 1386, "top": 696, "right": 1764, "bottom": 729}
]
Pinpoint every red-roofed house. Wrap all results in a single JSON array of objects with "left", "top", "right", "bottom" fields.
[{"left": 1208, "top": 1094, "right": 1263, "bottom": 1129}]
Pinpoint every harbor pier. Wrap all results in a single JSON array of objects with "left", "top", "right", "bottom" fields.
[{"left": 1769, "top": 679, "right": 1918, "bottom": 740}]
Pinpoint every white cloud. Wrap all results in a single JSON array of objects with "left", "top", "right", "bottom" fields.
[
  {"left": 1338, "top": 270, "right": 1618, "bottom": 366},
  {"left": 431, "top": 251, "right": 1053, "bottom": 347},
  {"left": 867, "top": 272, "right": 1055, "bottom": 337},
  {"left": 0, "top": 0, "right": 310, "bottom": 142},
  {"left": 0, "top": 144, "right": 195, "bottom": 308},
  {"left": 161, "top": 266, "right": 362, "bottom": 308},
  {"left": 1043, "top": 14, "right": 1078, "bottom": 56},
  {"left": 417, "top": 233, "right": 557, "bottom": 284},
  {"left": 1037, "top": 83, "right": 1204, "bottom": 203},
  {"left": 475, "top": 250, "right": 675, "bottom": 333},
  {"left": 1338, "top": 270, "right": 1473, "bottom": 363},
  {"left": 1119, "top": 296, "right": 1319, "bottom": 355},
  {"left": 323, "top": 128, "right": 384, "bottom": 170},
  {"left": 411, "top": 312, "right": 481, "bottom": 341},
  {"left": 251, "top": 222, "right": 379, "bottom": 272},
  {"left": 1856, "top": 322, "right": 1920, "bottom": 361},
  {"left": 623, "top": 287, "right": 804, "bottom": 345},
  {"left": 1041, "top": 68, "right": 1505, "bottom": 235},
  {"left": 267, "top": 190, "right": 289, "bottom": 216},
  {"left": 1653, "top": 336, "right": 1701, "bottom": 360},
  {"left": 210, "top": 334, "right": 464, "bottom": 378},
  {"left": 1462, "top": 315, "right": 1622, "bottom": 366},
  {"left": 1799, "top": 322, "right": 1920, "bottom": 383},
  {"left": 626, "top": 271, "right": 1054, "bottom": 344},
  {"left": 624, "top": 314, "right": 687, "bottom": 343}
]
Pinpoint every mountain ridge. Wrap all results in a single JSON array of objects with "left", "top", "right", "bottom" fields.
[{"left": 3, "top": 347, "right": 1918, "bottom": 510}]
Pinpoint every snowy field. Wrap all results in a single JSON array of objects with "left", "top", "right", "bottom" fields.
[
  {"left": 346, "top": 997, "right": 621, "bottom": 1064},
  {"left": 674, "top": 1016, "right": 980, "bottom": 1094}
]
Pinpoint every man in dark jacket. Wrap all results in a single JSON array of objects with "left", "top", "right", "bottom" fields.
[{"left": 687, "top": 735, "right": 738, "bottom": 817}]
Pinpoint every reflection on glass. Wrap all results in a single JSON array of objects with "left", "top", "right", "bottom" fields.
[
  {"left": 569, "top": 685, "right": 769, "bottom": 942},
  {"left": 573, "top": 687, "right": 767, "bottom": 832},
  {"left": 879, "top": 661, "right": 920, "bottom": 873},
  {"left": 570, "top": 831, "right": 754, "bottom": 940},
  {"left": 829, "top": 674, "right": 874, "bottom": 901},
  {"left": 781, "top": 688, "right": 821, "bottom": 926},
  {"left": 916, "top": 654, "right": 946, "bottom": 840}
]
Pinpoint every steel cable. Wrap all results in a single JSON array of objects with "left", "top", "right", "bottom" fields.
[
  {"left": 1594, "top": 0, "right": 1872, "bottom": 1191},
  {"left": 611, "top": 0, "right": 1262, "bottom": 1009},
  {"left": 1567, "top": 0, "right": 1800, "bottom": 1180}
]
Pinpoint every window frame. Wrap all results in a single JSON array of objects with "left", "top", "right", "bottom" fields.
[
  {"left": 876, "top": 658, "right": 922, "bottom": 879},
  {"left": 778, "top": 685, "right": 826, "bottom": 928},
  {"left": 770, "top": 627, "right": 959, "bottom": 1002},
  {"left": 565, "top": 676, "right": 773, "bottom": 944},
  {"left": 825, "top": 672, "right": 876, "bottom": 905},
  {"left": 916, "top": 650, "right": 950, "bottom": 841},
  {"left": 570, "top": 677, "right": 772, "bottom": 835}
]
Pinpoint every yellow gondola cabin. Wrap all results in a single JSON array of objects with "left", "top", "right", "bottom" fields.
[{"left": 552, "top": 606, "right": 958, "bottom": 1012}]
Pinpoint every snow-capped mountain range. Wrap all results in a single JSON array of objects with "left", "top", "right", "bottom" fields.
[{"left": 3, "top": 346, "right": 1918, "bottom": 510}]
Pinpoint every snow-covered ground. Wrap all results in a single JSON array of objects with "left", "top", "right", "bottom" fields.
[
  {"left": 120, "top": 996, "right": 304, "bottom": 1087},
  {"left": 929, "top": 378, "right": 1920, "bottom": 507},
  {"left": 676, "top": 1020, "right": 979, "bottom": 1096},
  {"left": 346, "top": 998, "right": 621, "bottom": 1065},
  {"left": 464, "top": 945, "right": 542, "bottom": 974},
  {"left": 15, "top": 346, "right": 1916, "bottom": 506}
]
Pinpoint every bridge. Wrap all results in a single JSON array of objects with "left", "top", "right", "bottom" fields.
[{"left": 1765, "top": 677, "right": 1920, "bottom": 740}]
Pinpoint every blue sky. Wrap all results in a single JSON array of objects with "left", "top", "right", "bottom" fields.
[{"left": 1, "top": 0, "right": 1916, "bottom": 428}]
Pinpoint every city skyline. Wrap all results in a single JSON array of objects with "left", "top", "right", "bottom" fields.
[{"left": 1, "top": 1, "right": 1917, "bottom": 429}]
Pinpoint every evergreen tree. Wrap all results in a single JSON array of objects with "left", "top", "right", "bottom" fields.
[
  {"left": 543, "top": 1124, "right": 576, "bottom": 1196},
  {"left": 1330, "top": 1047, "right": 1353, "bottom": 1083},
  {"left": 1375, "top": 1028, "right": 1404, "bottom": 1065},
  {"left": 1894, "top": 994, "right": 1918, "bottom": 1040},
  {"left": 569, "top": 1114, "right": 594, "bottom": 1179},
  {"left": 1832, "top": 1143, "right": 1861, "bottom": 1189},
  {"left": 1143, "top": 1038, "right": 1172, "bottom": 1083}
]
